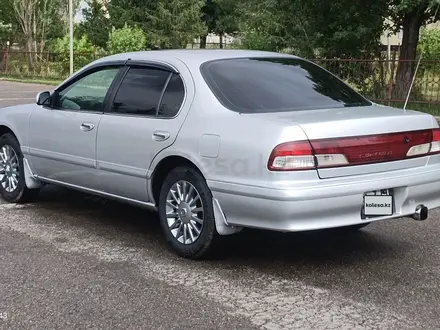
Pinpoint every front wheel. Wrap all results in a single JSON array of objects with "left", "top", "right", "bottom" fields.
[
  {"left": 0, "top": 133, "right": 39, "bottom": 203},
  {"left": 158, "top": 166, "right": 219, "bottom": 259}
]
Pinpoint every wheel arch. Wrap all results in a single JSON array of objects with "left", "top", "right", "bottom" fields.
[
  {"left": 0, "top": 125, "right": 18, "bottom": 141},
  {"left": 150, "top": 155, "right": 205, "bottom": 206}
]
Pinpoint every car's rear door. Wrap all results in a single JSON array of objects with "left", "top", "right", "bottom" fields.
[
  {"left": 96, "top": 61, "right": 188, "bottom": 202},
  {"left": 28, "top": 64, "right": 123, "bottom": 189}
]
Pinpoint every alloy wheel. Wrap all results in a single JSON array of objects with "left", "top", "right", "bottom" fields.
[
  {"left": 0, "top": 145, "right": 19, "bottom": 193},
  {"left": 165, "top": 180, "right": 204, "bottom": 244}
]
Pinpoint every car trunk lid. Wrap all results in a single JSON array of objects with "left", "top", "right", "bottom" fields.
[{"left": 250, "top": 105, "right": 439, "bottom": 178}]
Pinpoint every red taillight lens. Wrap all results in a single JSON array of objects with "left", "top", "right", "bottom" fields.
[
  {"left": 268, "top": 129, "right": 440, "bottom": 171},
  {"left": 268, "top": 141, "right": 316, "bottom": 171},
  {"left": 312, "top": 130, "right": 432, "bottom": 166}
]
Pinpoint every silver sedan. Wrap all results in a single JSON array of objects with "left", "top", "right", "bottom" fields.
[{"left": 1, "top": 49, "right": 440, "bottom": 259}]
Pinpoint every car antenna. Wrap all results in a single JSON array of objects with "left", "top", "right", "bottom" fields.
[
  {"left": 403, "top": 2, "right": 439, "bottom": 113},
  {"left": 403, "top": 53, "right": 422, "bottom": 113}
]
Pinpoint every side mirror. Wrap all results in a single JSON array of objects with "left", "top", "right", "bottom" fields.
[{"left": 36, "top": 91, "right": 51, "bottom": 106}]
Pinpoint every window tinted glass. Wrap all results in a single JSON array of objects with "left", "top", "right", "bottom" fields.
[
  {"left": 57, "top": 67, "right": 120, "bottom": 111},
  {"left": 201, "top": 58, "right": 371, "bottom": 113},
  {"left": 158, "top": 73, "right": 185, "bottom": 117},
  {"left": 112, "top": 67, "right": 170, "bottom": 116}
]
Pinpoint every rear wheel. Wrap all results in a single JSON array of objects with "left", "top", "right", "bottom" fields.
[
  {"left": 0, "top": 133, "right": 39, "bottom": 203},
  {"left": 158, "top": 166, "right": 219, "bottom": 259}
]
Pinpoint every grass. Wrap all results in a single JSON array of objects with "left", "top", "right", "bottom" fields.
[
  {"left": 0, "top": 76, "right": 62, "bottom": 86},
  {"left": 380, "top": 101, "right": 440, "bottom": 117}
]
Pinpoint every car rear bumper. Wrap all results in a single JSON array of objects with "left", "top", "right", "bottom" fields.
[{"left": 207, "top": 165, "right": 440, "bottom": 232}]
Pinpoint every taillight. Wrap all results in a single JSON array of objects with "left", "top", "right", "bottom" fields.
[
  {"left": 430, "top": 128, "right": 440, "bottom": 154},
  {"left": 268, "top": 141, "right": 316, "bottom": 171},
  {"left": 268, "top": 128, "right": 440, "bottom": 171}
]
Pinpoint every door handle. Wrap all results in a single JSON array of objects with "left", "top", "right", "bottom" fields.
[
  {"left": 80, "top": 123, "right": 95, "bottom": 132},
  {"left": 152, "top": 131, "right": 170, "bottom": 141}
]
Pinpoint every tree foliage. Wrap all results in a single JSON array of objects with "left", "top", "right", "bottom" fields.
[
  {"left": 418, "top": 27, "right": 440, "bottom": 60},
  {"left": 77, "top": 0, "right": 110, "bottom": 49},
  {"left": 237, "top": 0, "right": 387, "bottom": 57},
  {"left": 0, "top": 0, "right": 16, "bottom": 47},
  {"left": 52, "top": 34, "right": 97, "bottom": 70},
  {"left": 418, "top": 28, "right": 440, "bottom": 73},
  {"left": 107, "top": 25, "right": 147, "bottom": 54},
  {"left": 149, "top": 0, "right": 206, "bottom": 48},
  {"left": 106, "top": 0, "right": 156, "bottom": 32},
  {"left": 200, "top": 0, "right": 240, "bottom": 47},
  {"left": 6, "top": 0, "right": 80, "bottom": 55},
  {"left": 106, "top": 0, "right": 204, "bottom": 49}
]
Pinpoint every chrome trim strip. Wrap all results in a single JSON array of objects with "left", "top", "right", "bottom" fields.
[
  {"left": 29, "top": 148, "right": 96, "bottom": 168},
  {"left": 97, "top": 161, "right": 147, "bottom": 178}
]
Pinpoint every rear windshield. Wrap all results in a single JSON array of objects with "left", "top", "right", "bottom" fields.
[{"left": 200, "top": 57, "right": 372, "bottom": 113}]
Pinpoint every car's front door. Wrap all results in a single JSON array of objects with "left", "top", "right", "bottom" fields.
[
  {"left": 96, "top": 63, "right": 189, "bottom": 202},
  {"left": 28, "top": 65, "right": 122, "bottom": 189}
]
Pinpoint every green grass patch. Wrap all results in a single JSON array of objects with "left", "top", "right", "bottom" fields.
[
  {"left": 0, "top": 76, "right": 61, "bottom": 86},
  {"left": 379, "top": 101, "right": 440, "bottom": 117}
]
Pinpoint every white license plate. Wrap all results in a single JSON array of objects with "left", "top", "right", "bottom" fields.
[{"left": 364, "top": 195, "right": 393, "bottom": 216}]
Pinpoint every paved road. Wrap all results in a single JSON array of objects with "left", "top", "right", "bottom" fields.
[
  {"left": 1, "top": 81, "right": 440, "bottom": 329},
  {"left": 0, "top": 81, "right": 55, "bottom": 108}
]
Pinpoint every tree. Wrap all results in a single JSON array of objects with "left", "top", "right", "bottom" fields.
[
  {"left": 77, "top": 0, "right": 110, "bottom": 49},
  {"left": 388, "top": 0, "right": 440, "bottom": 98},
  {"left": 303, "top": 0, "right": 387, "bottom": 58},
  {"left": 53, "top": 34, "right": 97, "bottom": 70},
  {"left": 11, "top": 0, "right": 81, "bottom": 69},
  {"left": 108, "top": 0, "right": 206, "bottom": 49},
  {"left": 200, "top": 0, "right": 240, "bottom": 48},
  {"left": 237, "top": 0, "right": 387, "bottom": 57},
  {"left": 107, "top": 0, "right": 157, "bottom": 33},
  {"left": 150, "top": 0, "right": 206, "bottom": 48},
  {"left": 0, "top": 0, "right": 18, "bottom": 47},
  {"left": 12, "top": 0, "right": 40, "bottom": 67},
  {"left": 418, "top": 27, "right": 440, "bottom": 62},
  {"left": 107, "top": 25, "right": 147, "bottom": 54},
  {"left": 237, "top": 0, "right": 289, "bottom": 52},
  {"left": 417, "top": 28, "right": 440, "bottom": 75}
]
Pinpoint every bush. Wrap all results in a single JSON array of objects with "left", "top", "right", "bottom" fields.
[
  {"left": 52, "top": 34, "right": 99, "bottom": 71},
  {"left": 238, "top": 31, "right": 283, "bottom": 52},
  {"left": 418, "top": 28, "right": 440, "bottom": 73},
  {"left": 107, "top": 25, "right": 147, "bottom": 54}
]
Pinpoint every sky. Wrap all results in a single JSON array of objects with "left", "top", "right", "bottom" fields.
[{"left": 74, "top": 1, "right": 88, "bottom": 23}]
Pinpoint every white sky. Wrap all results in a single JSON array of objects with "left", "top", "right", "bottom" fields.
[{"left": 74, "top": 1, "right": 88, "bottom": 23}]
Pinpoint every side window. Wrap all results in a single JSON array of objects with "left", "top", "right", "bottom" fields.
[
  {"left": 158, "top": 73, "right": 185, "bottom": 117},
  {"left": 112, "top": 67, "right": 170, "bottom": 116},
  {"left": 56, "top": 67, "right": 120, "bottom": 111}
]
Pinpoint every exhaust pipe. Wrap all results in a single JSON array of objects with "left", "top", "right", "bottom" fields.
[{"left": 413, "top": 204, "right": 428, "bottom": 221}]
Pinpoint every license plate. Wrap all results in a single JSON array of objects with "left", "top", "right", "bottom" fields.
[{"left": 363, "top": 190, "right": 393, "bottom": 216}]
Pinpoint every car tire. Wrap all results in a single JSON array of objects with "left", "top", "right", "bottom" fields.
[
  {"left": 0, "top": 133, "right": 40, "bottom": 203},
  {"left": 158, "top": 166, "right": 219, "bottom": 259}
]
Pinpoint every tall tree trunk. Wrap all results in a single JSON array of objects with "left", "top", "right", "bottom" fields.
[
  {"left": 26, "top": 37, "right": 34, "bottom": 71},
  {"left": 200, "top": 34, "right": 207, "bottom": 49},
  {"left": 394, "top": 10, "right": 424, "bottom": 100},
  {"left": 219, "top": 33, "right": 223, "bottom": 49}
]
